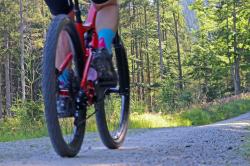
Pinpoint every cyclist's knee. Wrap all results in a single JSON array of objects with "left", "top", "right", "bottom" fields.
[{"left": 93, "top": 0, "right": 118, "bottom": 11}]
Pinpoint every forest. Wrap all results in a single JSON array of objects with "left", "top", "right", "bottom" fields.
[{"left": 0, "top": 0, "right": 249, "bottom": 140}]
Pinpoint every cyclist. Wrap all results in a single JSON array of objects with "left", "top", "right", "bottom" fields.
[{"left": 44, "top": 0, "right": 119, "bottom": 115}]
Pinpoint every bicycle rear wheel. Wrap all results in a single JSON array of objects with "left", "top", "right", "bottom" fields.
[
  {"left": 95, "top": 34, "right": 130, "bottom": 149},
  {"left": 42, "top": 15, "right": 85, "bottom": 157}
]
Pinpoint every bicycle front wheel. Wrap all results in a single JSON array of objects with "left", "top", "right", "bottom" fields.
[
  {"left": 42, "top": 15, "right": 85, "bottom": 157},
  {"left": 95, "top": 34, "right": 130, "bottom": 149}
]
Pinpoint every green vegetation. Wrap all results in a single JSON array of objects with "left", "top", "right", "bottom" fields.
[
  {"left": 0, "top": 101, "right": 47, "bottom": 142},
  {"left": 130, "top": 112, "right": 191, "bottom": 128},
  {"left": 1, "top": 96, "right": 249, "bottom": 142},
  {"left": 180, "top": 99, "right": 250, "bottom": 125},
  {"left": 241, "top": 128, "right": 250, "bottom": 158},
  {"left": 241, "top": 126, "right": 250, "bottom": 163},
  {"left": 130, "top": 97, "right": 250, "bottom": 128}
]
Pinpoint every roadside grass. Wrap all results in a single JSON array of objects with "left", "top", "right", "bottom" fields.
[
  {"left": 129, "top": 113, "right": 191, "bottom": 128},
  {"left": 180, "top": 99, "right": 250, "bottom": 126},
  {"left": 0, "top": 118, "right": 48, "bottom": 142},
  {"left": 0, "top": 101, "right": 48, "bottom": 142},
  {"left": 240, "top": 126, "right": 250, "bottom": 161},
  {"left": 129, "top": 98, "right": 250, "bottom": 128},
  {"left": 0, "top": 97, "right": 250, "bottom": 142}
]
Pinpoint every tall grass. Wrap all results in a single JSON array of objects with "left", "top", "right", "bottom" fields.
[
  {"left": 130, "top": 112, "right": 191, "bottom": 128},
  {"left": 241, "top": 126, "right": 250, "bottom": 160},
  {"left": 129, "top": 98, "right": 250, "bottom": 129},
  {"left": 0, "top": 117, "right": 48, "bottom": 142},
  {"left": 0, "top": 101, "right": 48, "bottom": 142},
  {"left": 181, "top": 99, "right": 250, "bottom": 125},
  {"left": 0, "top": 96, "right": 249, "bottom": 142}
]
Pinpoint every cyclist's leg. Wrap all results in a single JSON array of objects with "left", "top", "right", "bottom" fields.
[
  {"left": 94, "top": 0, "right": 118, "bottom": 31},
  {"left": 93, "top": 0, "right": 118, "bottom": 54},
  {"left": 44, "top": 0, "right": 73, "bottom": 69},
  {"left": 44, "top": 0, "right": 74, "bottom": 112},
  {"left": 91, "top": 0, "right": 119, "bottom": 84}
]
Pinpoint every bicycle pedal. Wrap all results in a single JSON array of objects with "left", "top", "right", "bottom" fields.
[
  {"left": 96, "top": 80, "right": 117, "bottom": 88},
  {"left": 57, "top": 111, "right": 74, "bottom": 118}
]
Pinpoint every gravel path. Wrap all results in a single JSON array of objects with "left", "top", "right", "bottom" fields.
[{"left": 1, "top": 112, "right": 250, "bottom": 166}]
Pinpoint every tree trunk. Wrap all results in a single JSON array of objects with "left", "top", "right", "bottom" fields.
[
  {"left": 129, "top": 3, "right": 135, "bottom": 90},
  {"left": 226, "top": 5, "right": 234, "bottom": 92},
  {"left": 133, "top": 5, "right": 140, "bottom": 101},
  {"left": 144, "top": 5, "right": 152, "bottom": 112},
  {"left": 135, "top": 37, "right": 140, "bottom": 101},
  {"left": 173, "top": 12, "right": 183, "bottom": 90},
  {"left": 138, "top": 9, "right": 144, "bottom": 101},
  {"left": 19, "top": 0, "right": 26, "bottom": 101},
  {"left": 4, "top": 33, "right": 11, "bottom": 116},
  {"left": 139, "top": 41, "right": 145, "bottom": 101},
  {"left": 233, "top": 1, "right": 240, "bottom": 95},
  {"left": 156, "top": 0, "right": 163, "bottom": 80},
  {"left": 0, "top": 71, "right": 3, "bottom": 119}
]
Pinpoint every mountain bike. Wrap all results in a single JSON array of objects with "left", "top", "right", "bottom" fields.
[{"left": 42, "top": 0, "right": 130, "bottom": 157}]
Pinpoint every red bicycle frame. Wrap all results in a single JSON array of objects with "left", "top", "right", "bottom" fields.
[{"left": 58, "top": 2, "right": 100, "bottom": 105}]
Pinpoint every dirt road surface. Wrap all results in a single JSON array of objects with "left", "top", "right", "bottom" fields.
[{"left": 1, "top": 112, "right": 250, "bottom": 166}]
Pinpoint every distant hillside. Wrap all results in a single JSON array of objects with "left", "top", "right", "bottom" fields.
[{"left": 181, "top": 0, "right": 198, "bottom": 30}]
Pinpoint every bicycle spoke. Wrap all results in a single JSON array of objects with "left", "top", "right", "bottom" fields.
[
  {"left": 104, "top": 93, "right": 122, "bottom": 136},
  {"left": 54, "top": 27, "right": 82, "bottom": 146},
  {"left": 106, "top": 88, "right": 119, "bottom": 93}
]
